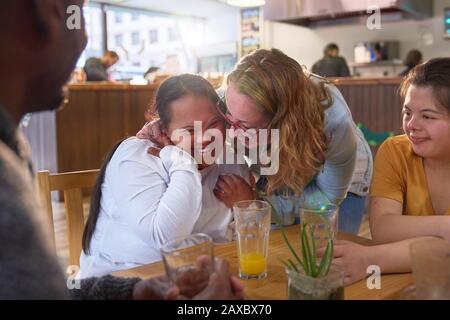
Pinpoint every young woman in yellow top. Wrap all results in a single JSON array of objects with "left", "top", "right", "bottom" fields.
[{"left": 327, "top": 57, "right": 450, "bottom": 284}]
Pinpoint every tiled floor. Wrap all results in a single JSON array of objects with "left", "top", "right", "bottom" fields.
[{"left": 52, "top": 199, "right": 372, "bottom": 268}]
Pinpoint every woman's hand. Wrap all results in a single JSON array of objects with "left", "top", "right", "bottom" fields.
[
  {"left": 136, "top": 119, "right": 172, "bottom": 148},
  {"left": 213, "top": 174, "right": 256, "bottom": 208},
  {"left": 133, "top": 258, "right": 245, "bottom": 300},
  {"left": 192, "top": 258, "right": 245, "bottom": 300},
  {"left": 319, "top": 240, "right": 372, "bottom": 286},
  {"left": 137, "top": 119, "right": 173, "bottom": 157},
  {"left": 173, "top": 257, "right": 245, "bottom": 300}
]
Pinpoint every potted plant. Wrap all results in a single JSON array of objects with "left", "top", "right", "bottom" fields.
[
  {"left": 261, "top": 192, "right": 344, "bottom": 300},
  {"left": 281, "top": 221, "right": 344, "bottom": 300}
]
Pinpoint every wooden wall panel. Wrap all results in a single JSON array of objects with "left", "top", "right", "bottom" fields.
[
  {"left": 24, "top": 84, "right": 157, "bottom": 174},
  {"left": 333, "top": 78, "right": 403, "bottom": 134},
  {"left": 127, "top": 89, "right": 155, "bottom": 137}
]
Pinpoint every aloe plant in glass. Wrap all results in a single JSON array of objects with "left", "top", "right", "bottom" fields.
[{"left": 265, "top": 195, "right": 344, "bottom": 300}]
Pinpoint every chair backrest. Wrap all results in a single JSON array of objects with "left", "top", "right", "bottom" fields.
[{"left": 37, "top": 169, "right": 99, "bottom": 267}]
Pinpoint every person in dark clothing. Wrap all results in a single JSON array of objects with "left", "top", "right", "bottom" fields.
[
  {"left": 399, "top": 49, "right": 423, "bottom": 77},
  {"left": 0, "top": 0, "right": 244, "bottom": 300},
  {"left": 144, "top": 66, "right": 159, "bottom": 80},
  {"left": 311, "top": 43, "right": 351, "bottom": 78},
  {"left": 84, "top": 51, "right": 119, "bottom": 81}
]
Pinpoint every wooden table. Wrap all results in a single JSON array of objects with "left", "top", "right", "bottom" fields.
[{"left": 113, "top": 225, "right": 413, "bottom": 300}]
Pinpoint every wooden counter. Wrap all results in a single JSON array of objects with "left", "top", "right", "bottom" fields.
[
  {"left": 332, "top": 77, "right": 404, "bottom": 136},
  {"left": 22, "top": 83, "right": 157, "bottom": 174},
  {"left": 22, "top": 78, "right": 404, "bottom": 175}
]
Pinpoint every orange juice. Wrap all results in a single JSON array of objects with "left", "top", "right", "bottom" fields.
[{"left": 239, "top": 252, "right": 266, "bottom": 275}]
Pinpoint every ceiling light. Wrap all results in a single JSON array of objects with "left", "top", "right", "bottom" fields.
[{"left": 220, "top": 0, "right": 266, "bottom": 8}]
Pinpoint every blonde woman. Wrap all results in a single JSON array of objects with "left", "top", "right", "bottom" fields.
[{"left": 217, "top": 48, "right": 372, "bottom": 234}]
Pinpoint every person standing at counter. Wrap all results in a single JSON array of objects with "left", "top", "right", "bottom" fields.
[
  {"left": 83, "top": 50, "right": 119, "bottom": 82},
  {"left": 312, "top": 43, "right": 351, "bottom": 78},
  {"left": 144, "top": 66, "right": 160, "bottom": 83},
  {"left": 399, "top": 49, "right": 423, "bottom": 77}
]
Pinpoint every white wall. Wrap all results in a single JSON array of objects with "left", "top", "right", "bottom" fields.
[
  {"left": 263, "top": 0, "right": 450, "bottom": 69},
  {"left": 205, "top": 11, "right": 240, "bottom": 46},
  {"left": 197, "top": 11, "right": 240, "bottom": 57}
]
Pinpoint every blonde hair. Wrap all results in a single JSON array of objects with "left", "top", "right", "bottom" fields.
[{"left": 227, "top": 48, "right": 332, "bottom": 194}]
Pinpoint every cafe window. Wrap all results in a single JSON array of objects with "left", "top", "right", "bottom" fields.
[
  {"left": 131, "top": 13, "right": 140, "bottom": 21},
  {"left": 115, "top": 12, "right": 123, "bottom": 23},
  {"left": 149, "top": 29, "right": 158, "bottom": 44},
  {"left": 106, "top": 6, "right": 205, "bottom": 80},
  {"left": 168, "top": 27, "right": 180, "bottom": 41},
  {"left": 198, "top": 54, "right": 237, "bottom": 74},
  {"left": 131, "top": 32, "right": 140, "bottom": 46},
  {"left": 77, "top": 4, "right": 206, "bottom": 80},
  {"left": 115, "top": 34, "right": 123, "bottom": 47},
  {"left": 76, "top": 3, "right": 104, "bottom": 67}
]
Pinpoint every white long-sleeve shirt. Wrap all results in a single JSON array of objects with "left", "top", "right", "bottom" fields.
[{"left": 79, "top": 137, "right": 248, "bottom": 278}]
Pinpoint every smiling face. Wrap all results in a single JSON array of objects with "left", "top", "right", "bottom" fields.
[
  {"left": 165, "top": 94, "right": 226, "bottom": 169},
  {"left": 402, "top": 85, "right": 450, "bottom": 161},
  {"left": 225, "top": 82, "right": 271, "bottom": 148}
]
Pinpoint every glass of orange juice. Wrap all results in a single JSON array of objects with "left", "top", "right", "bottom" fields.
[{"left": 233, "top": 200, "right": 271, "bottom": 280}]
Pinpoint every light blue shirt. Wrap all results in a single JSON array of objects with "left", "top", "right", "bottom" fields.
[{"left": 267, "top": 75, "right": 372, "bottom": 209}]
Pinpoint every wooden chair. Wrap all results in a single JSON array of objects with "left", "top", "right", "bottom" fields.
[{"left": 36, "top": 169, "right": 99, "bottom": 266}]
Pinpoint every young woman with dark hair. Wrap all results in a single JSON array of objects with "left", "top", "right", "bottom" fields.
[
  {"left": 327, "top": 58, "right": 450, "bottom": 284},
  {"left": 79, "top": 74, "right": 252, "bottom": 278}
]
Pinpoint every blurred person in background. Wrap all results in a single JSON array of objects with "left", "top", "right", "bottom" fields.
[
  {"left": 312, "top": 43, "right": 351, "bottom": 78},
  {"left": 399, "top": 49, "right": 423, "bottom": 77},
  {"left": 84, "top": 50, "right": 119, "bottom": 82},
  {"left": 144, "top": 66, "right": 160, "bottom": 83}
]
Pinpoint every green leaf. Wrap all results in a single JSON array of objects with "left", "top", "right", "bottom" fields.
[
  {"left": 323, "top": 239, "right": 334, "bottom": 276},
  {"left": 287, "top": 259, "right": 300, "bottom": 273},
  {"left": 299, "top": 224, "right": 309, "bottom": 275},
  {"left": 301, "top": 224, "right": 313, "bottom": 276},
  {"left": 280, "top": 226, "right": 304, "bottom": 268},
  {"left": 317, "top": 239, "right": 333, "bottom": 277},
  {"left": 309, "top": 224, "right": 318, "bottom": 276},
  {"left": 263, "top": 191, "right": 335, "bottom": 279},
  {"left": 280, "top": 258, "right": 291, "bottom": 271},
  {"left": 309, "top": 224, "right": 317, "bottom": 257}
]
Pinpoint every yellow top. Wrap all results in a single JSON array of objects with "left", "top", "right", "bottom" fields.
[{"left": 370, "top": 135, "right": 450, "bottom": 216}]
